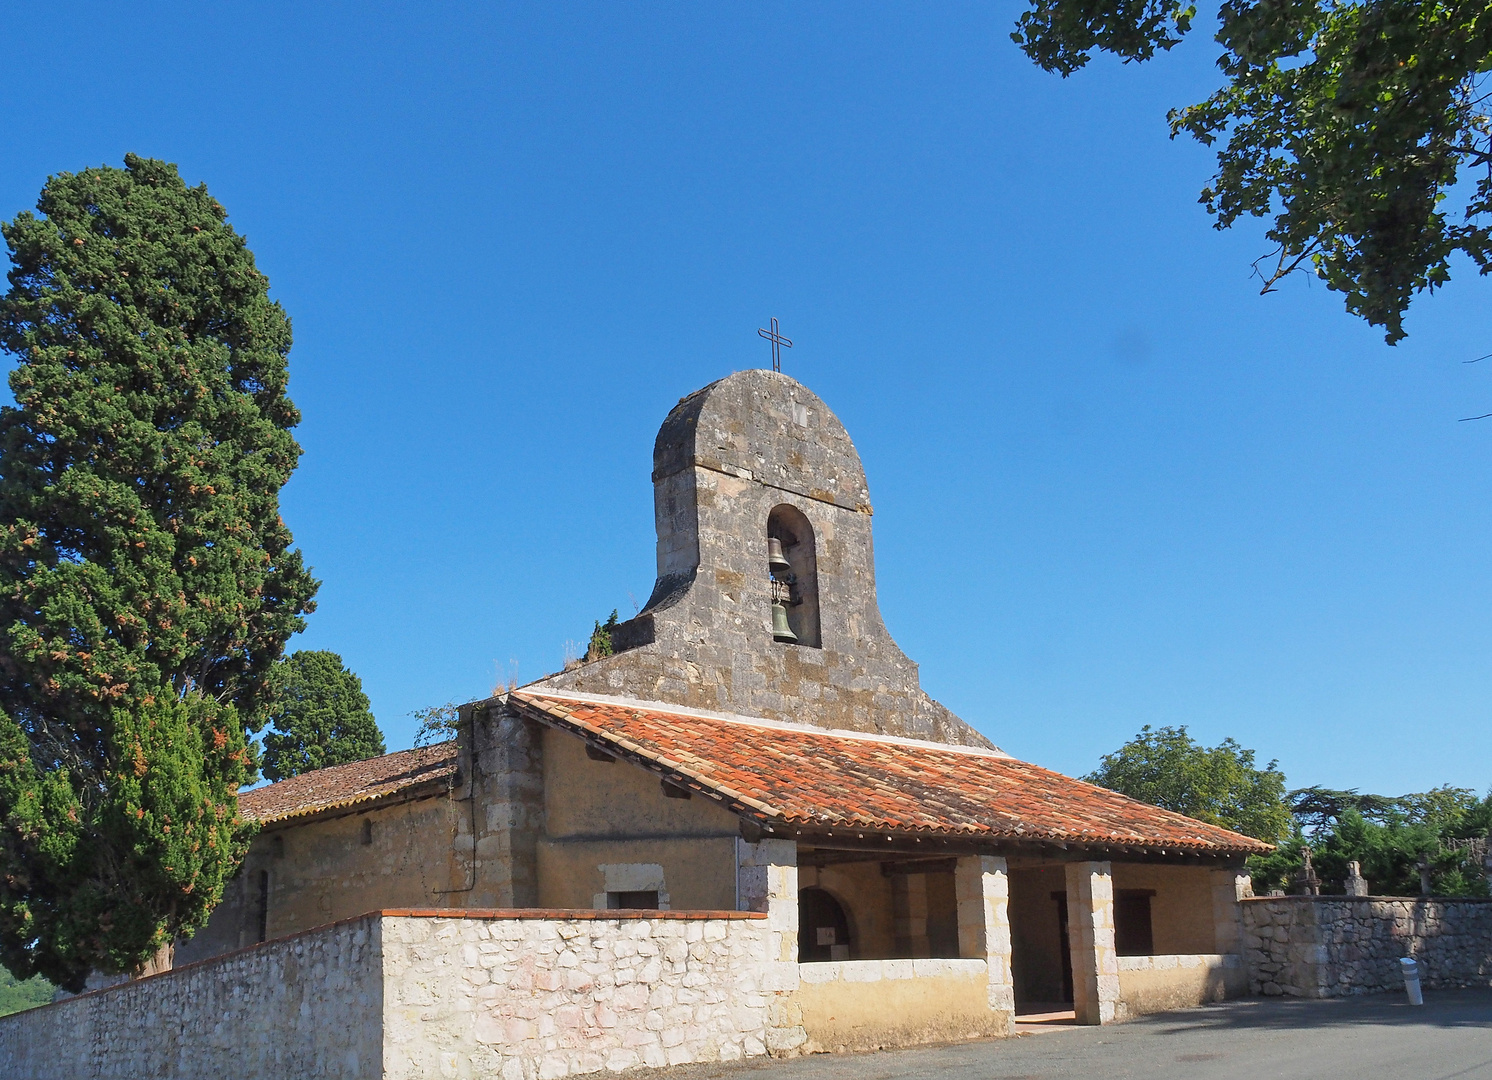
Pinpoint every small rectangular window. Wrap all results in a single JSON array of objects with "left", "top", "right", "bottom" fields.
[
  {"left": 361, "top": 818, "right": 374, "bottom": 845},
  {"left": 608, "top": 890, "right": 659, "bottom": 910}
]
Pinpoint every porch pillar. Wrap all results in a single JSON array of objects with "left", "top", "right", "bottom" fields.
[
  {"left": 1064, "top": 861, "right": 1119, "bottom": 1025},
  {"left": 955, "top": 855, "right": 1015, "bottom": 1029},
  {"left": 737, "top": 838, "right": 805, "bottom": 1055},
  {"left": 1210, "top": 869, "right": 1252, "bottom": 955}
]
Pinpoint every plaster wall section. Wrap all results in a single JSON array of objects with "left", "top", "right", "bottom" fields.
[
  {"left": 1115, "top": 954, "right": 1246, "bottom": 1018},
  {"left": 533, "top": 724, "right": 747, "bottom": 911},
  {"left": 540, "top": 370, "right": 993, "bottom": 749},
  {"left": 180, "top": 795, "right": 460, "bottom": 965},
  {"left": 1109, "top": 863, "right": 1223, "bottom": 955},
  {"left": 795, "top": 959, "right": 1000, "bottom": 1052},
  {"left": 1241, "top": 896, "right": 1492, "bottom": 998},
  {"left": 0, "top": 915, "right": 383, "bottom": 1080},
  {"left": 537, "top": 837, "right": 739, "bottom": 911},
  {"left": 538, "top": 727, "right": 743, "bottom": 841}
]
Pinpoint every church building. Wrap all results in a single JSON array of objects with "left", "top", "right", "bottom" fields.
[{"left": 9, "top": 370, "right": 1271, "bottom": 1079}]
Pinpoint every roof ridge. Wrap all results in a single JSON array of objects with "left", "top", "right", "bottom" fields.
[{"left": 515, "top": 688, "right": 1013, "bottom": 760}]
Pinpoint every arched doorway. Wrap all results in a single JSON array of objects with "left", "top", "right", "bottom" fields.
[{"left": 799, "top": 886, "right": 851, "bottom": 961}]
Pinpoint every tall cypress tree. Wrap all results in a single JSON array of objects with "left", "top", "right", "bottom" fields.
[{"left": 0, "top": 155, "right": 319, "bottom": 990}]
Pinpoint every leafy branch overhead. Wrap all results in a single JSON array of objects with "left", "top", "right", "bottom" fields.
[{"left": 1014, "top": 0, "right": 1492, "bottom": 342}]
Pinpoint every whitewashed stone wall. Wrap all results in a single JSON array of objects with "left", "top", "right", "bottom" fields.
[
  {"left": 382, "top": 913, "right": 771, "bottom": 1079},
  {"left": 1241, "top": 896, "right": 1492, "bottom": 997},
  {"left": 0, "top": 914, "right": 382, "bottom": 1080}
]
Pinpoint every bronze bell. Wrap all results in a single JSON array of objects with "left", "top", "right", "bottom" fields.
[
  {"left": 767, "top": 536, "right": 791, "bottom": 575},
  {"left": 771, "top": 601, "right": 798, "bottom": 643}
]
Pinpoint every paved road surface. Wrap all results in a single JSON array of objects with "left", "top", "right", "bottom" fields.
[{"left": 663, "top": 991, "right": 1492, "bottom": 1080}]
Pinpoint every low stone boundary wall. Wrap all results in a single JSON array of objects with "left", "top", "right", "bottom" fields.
[
  {"left": 382, "top": 910, "right": 773, "bottom": 1078},
  {"left": 1241, "top": 896, "right": 1492, "bottom": 997},
  {"left": 1115, "top": 953, "right": 1245, "bottom": 1018},
  {"left": 0, "top": 909, "right": 769, "bottom": 1080},
  {"left": 0, "top": 912, "right": 383, "bottom": 1080},
  {"left": 796, "top": 959, "right": 1001, "bottom": 1052}
]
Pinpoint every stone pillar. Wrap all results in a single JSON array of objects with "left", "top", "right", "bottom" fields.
[
  {"left": 462, "top": 702, "right": 545, "bottom": 907},
  {"left": 737, "top": 838, "right": 805, "bottom": 1055},
  {"left": 892, "top": 872, "right": 931, "bottom": 957},
  {"left": 1210, "top": 869, "right": 1251, "bottom": 955},
  {"left": 956, "top": 855, "right": 1015, "bottom": 1031},
  {"left": 1065, "top": 861, "right": 1119, "bottom": 1025}
]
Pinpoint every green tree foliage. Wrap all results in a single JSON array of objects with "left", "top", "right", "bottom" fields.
[
  {"left": 0, "top": 966, "right": 53, "bottom": 1017},
  {"left": 1013, "top": 0, "right": 1492, "bottom": 342},
  {"left": 260, "top": 651, "right": 384, "bottom": 781},
  {"left": 0, "top": 155, "right": 318, "bottom": 990},
  {"left": 1086, "top": 724, "right": 1292, "bottom": 841},
  {"left": 1251, "top": 784, "right": 1492, "bottom": 895}
]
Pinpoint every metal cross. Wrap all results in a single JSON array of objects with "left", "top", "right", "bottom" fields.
[{"left": 757, "top": 317, "right": 793, "bottom": 373}]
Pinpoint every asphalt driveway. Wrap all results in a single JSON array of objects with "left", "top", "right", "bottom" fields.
[{"left": 663, "top": 991, "right": 1492, "bottom": 1080}]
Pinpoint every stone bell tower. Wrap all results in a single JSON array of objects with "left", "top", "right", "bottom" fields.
[{"left": 538, "top": 369, "right": 993, "bottom": 748}]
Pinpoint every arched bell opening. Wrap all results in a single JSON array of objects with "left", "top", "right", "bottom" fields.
[
  {"left": 798, "top": 886, "right": 853, "bottom": 962},
  {"left": 766, "top": 505, "right": 821, "bottom": 648}
]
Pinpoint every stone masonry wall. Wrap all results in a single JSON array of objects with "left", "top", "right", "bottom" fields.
[
  {"left": 1241, "top": 896, "right": 1492, "bottom": 997},
  {"left": 540, "top": 370, "right": 993, "bottom": 749},
  {"left": 0, "top": 914, "right": 383, "bottom": 1080},
  {"left": 380, "top": 911, "right": 772, "bottom": 1079}
]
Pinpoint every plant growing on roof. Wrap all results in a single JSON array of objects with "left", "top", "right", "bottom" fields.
[
  {"left": 586, "top": 610, "right": 620, "bottom": 661},
  {"left": 260, "top": 651, "right": 384, "bottom": 781},
  {"left": 412, "top": 702, "right": 463, "bottom": 748},
  {"left": 0, "top": 155, "right": 319, "bottom": 991}
]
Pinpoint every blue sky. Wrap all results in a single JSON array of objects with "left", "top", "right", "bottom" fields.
[{"left": 4, "top": 2, "right": 1491, "bottom": 796}]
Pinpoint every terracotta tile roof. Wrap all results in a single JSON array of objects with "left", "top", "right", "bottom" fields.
[
  {"left": 237, "top": 742, "right": 458, "bottom": 826},
  {"left": 509, "top": 690, "right": 1272, "bottom": 856}
]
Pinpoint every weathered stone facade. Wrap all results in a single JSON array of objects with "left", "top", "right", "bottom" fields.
[
  {"left": 1240, "top": 896, "right": 1492, "bottom": 997},
  {"left": 540, "top": 370, "right": 992, "bottom": 748}
]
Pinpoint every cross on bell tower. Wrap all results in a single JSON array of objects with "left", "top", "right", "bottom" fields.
[{"left": 757, "top": 317, "right": 792, "bottom": 373}]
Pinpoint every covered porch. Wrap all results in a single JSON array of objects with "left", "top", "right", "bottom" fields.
[{"left": 742, "top": 830, "right": 1252, "bottom": 1051}]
